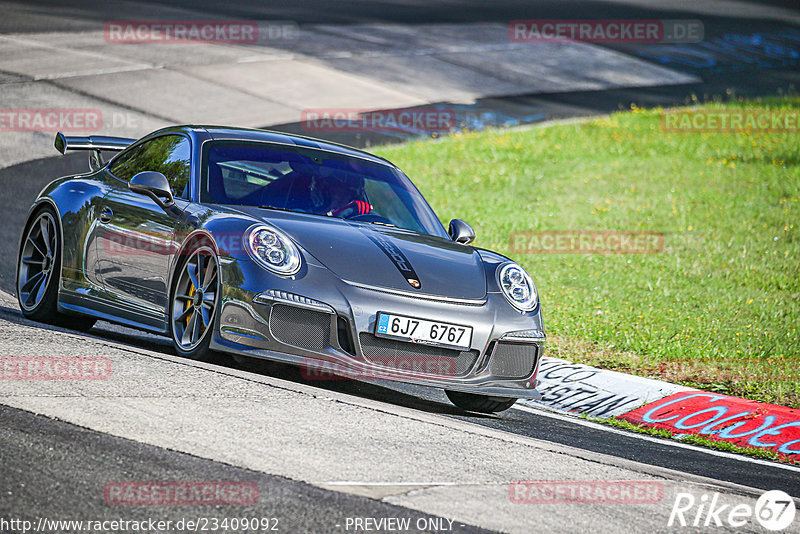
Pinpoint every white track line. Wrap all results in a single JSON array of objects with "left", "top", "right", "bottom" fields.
[
  {"left": 512, "top": 403, "right": 800, "bottom": 473},
  {"left": 322, "top": 482, "right": 458, "bottom": 486}
]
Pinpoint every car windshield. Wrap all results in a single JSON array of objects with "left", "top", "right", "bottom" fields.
[{"left": 201, "top": 140, "right": 448, "bottom": 237}]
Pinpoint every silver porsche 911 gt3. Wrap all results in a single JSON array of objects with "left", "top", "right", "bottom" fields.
[{"left": 17, "top": 126, "right": 544, "bottom": 413}]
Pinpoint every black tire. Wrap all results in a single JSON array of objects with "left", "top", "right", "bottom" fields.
[
  {"left": 168, "top": 243, "right": 222, "bottom": 362},
  {"left": 17, "top": 205, "right": 96, "bottom": 331},
  {"left": 445, "top": 390, "right": 518, "bottom": 414}
]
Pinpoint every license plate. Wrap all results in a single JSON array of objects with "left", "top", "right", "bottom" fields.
[{"left": 375, "top": 312, "right": 473, "bottom": 351}]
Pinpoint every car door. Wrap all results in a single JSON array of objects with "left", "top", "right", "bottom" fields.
[{"left": 94, "top": 134, "right": 192, "bottom": 321}]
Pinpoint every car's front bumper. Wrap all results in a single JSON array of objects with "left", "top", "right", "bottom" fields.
[{"left": 211, "top": 256, "right": 545, "bottom": 399}]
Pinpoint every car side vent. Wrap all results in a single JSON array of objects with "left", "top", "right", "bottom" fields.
[
  {"left": 489, "top": 342, "right": 539, "bottom": 379},
  {"left": 337, "top": 316, "right": 356, "bottom": 356},
  {"left": 269, "top": 304, "right": 330, "bottom": 352}
]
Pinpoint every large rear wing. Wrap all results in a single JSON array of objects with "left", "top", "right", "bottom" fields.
[
  {"left": 54, "top": 131, "right": 136, "bottom": 170},
  {"left": 54, "top": 132, "right": 135, "bottom": 154}
]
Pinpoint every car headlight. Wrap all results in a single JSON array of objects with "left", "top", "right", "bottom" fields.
[
  {"left": 498, "top": 262, "right": 538, "bottom": 312},
  {"left": 245, "top": 224, "right": 301, "bottom": 276}
]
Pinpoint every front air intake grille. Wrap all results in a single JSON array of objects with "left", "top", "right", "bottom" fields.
[
  {"left": 358, "top": 333, "right": 479, "bottom": 377},
  {"left": 337, "top": 316, "right": 356, "bottom": 356},
  {"left": 269, "top": 304, "right": 331, "bottom": 352},
  {"left": 489, "top": 342, "right": 539, "bottom": 379}
]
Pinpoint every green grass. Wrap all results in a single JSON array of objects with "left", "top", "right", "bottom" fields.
[{"left": 375, "top": 96, "right": 800, "bottom": 408}]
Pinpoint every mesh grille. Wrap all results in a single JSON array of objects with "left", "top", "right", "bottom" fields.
[
  {"left": 489, "top": 342, "right": 539, "bottom": 379},
  {"left": 358, "top": 333, "right": 478, "bottom": 377},
  {"left": 269, "top": 304, "right": 331, "bottom": 352}
]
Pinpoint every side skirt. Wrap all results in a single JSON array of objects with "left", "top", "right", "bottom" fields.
[{"left": 58, "top": 289, "right": 168, "bottom": 335}]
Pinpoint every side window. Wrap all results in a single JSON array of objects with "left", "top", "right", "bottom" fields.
[
  {"left": 109, "top": 135, "right": 191, "bottom": 199},
  {"left": 108, "top": 144, "right": 145, "bottom": 182}
]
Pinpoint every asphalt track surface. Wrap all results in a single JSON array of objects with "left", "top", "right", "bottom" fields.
[
  {"left": 0, "top": 300, "right": 798, "bottom": 532},
  {"left": 2, "top": 1, "right": 800, "bottom": 532},
  {"left": 2, "top": 0, "right": 798, "bottom": 30},
  {"left": 0, "top": 404, "right": 490, "bottom": 534},
  {"left": 2, "top": 298, "right": 798, "bottom": 497},
  {"left": 8, "top": 302, "right": 800, "bottom": 494}
]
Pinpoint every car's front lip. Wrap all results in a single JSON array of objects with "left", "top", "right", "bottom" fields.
[{"left": 211, "top": 256, "right": 544, "bottom": 399}]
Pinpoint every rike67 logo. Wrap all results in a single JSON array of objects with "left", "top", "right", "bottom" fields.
[{"left": 669, "top": 490, "right": 796, "bottom": 531}]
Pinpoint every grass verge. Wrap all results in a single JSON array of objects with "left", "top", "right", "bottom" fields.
[{"left": 376, "top": 95, "right": 800, "bottom": 408}]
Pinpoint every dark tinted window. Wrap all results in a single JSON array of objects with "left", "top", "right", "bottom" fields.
[
  {"left": 109, "top": 135, "right": 191, "bottom": 199},
  {"left": 201, "top": 141, "right": 447, "bottom": 237}
]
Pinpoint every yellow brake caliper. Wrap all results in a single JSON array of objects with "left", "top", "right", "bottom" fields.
[{"left": 186, "top": 282, "right": 196, "bottom": 326}]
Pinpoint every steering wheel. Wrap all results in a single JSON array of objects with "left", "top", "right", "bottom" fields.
[{"left": 332, "top": 200, "right": 371, "bottom": 218}]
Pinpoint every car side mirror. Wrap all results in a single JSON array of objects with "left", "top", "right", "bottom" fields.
[
  {"left": 448, "top": 219, "right": 475, "bottom": 244},
  {"left": 129, "top": 171, "right": 174, "bottom": 209}
]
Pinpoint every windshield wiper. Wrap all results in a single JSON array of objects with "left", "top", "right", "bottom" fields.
[{"left": 259, "top": 205, "right": 295, "bottom": 213}]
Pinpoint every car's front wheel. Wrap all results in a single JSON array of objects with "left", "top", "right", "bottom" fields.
[
  {"left": 445, "top": 390, "right": 518, "bottom": 414},
  {"left": 169, "top": 244, "right": 221, "bottom": 362}
]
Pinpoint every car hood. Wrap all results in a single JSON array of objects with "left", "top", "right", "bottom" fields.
[{"left": 232, "top": 207, "right": 487, "bottom": 300}]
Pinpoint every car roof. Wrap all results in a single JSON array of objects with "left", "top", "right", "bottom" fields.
[{"left": 184, "top": 125, "right": 395, "bottom": 168}]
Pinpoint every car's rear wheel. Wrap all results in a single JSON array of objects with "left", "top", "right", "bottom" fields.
[
  {"left": 445, "top": 390, "right": 518, "bottom": 414},
  {"left": 169, "top": 244, "right": 220, "bottom": 361},
  {"left": 17, "top": 206, "right": 96, "bottom": 330}
]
